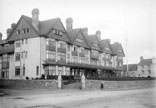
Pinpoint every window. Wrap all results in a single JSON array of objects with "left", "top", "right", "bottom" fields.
[
  {"left": 67, "top": 44, "right": 70, "bottom": 51},
  {"left": 47, "top": 38, "right": 55, "bottom": 46},
  {"left": 15, "top": 52, "right": 20, "bottom": 61},
  {"left": 15, "top": 66, "right": 20, "bottom": 76},
  {"left": 45, "top": 66, "right": 56, "bottom": 76},
  {"left": 76, "top": 38, "right": 83, "bottom": 43},
  {"left": 72, "top": 56, "right": 78, "bottom": 63},
  {"left": 16, "top": 41, "right": 21, "bottom": 47},
  {"left": 67, "top": 53, "right": 70, "bottom": 62},
  {"left": 58, "top": 66, "right": 63, "bottom": 75},
  {"left": 58, "top": 52, "right": 66, "bottom": 62},
  {"left": 22, "top": 39, "right": 24, "bottom": 45},
  {"left": 23, "top": 66, "right": 25, "bottom": 76},
  {"left": 80, "top": 47, "right": 85, "bottom": 53},
  {"left": 16, "top": 30, "right": 20, "bottom": 35},
  {"left": 22, "top": 29, "right": 26, "bottom": 34},
  {"left": 53, "top": 29, "right": 63, "bottom": 36},
  {"left": 80, "top": 57, "right": 86, "bottom": 64},
  {"left": 72, "top": 46, "right": 78, "bottom": 52},
  {"left": 105, "top": 47, "right": 110, "bottom": 51},
  {"left": 148, "top": 70, "right": 151, "bottom": 74},
  {"left": 65, "top": 67, "right": 70, "bottom": 76},
  {"left": 46, "top": 50, "right": 55, "bottom": 61},
  {"left": 36, "top": 66, "right": 39, "bottom": 76},
  {"left": 26, "top": 28, "right": 30, "bottom": 33},
  {"left": 25, "top": 51, "right": 27, "bottom": 58},
  {"left": 58, "top": 42, "right": 66, "bottom": 49},
  {"left": 2, "top": 69, "right": 9, "bottom": 78},
  {"left": 25, "top": 39, "right": 28, "bottom": 44}
]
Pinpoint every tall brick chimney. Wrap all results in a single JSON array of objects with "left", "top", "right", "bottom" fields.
[
  {"left": 96, "top": 30, "right": 101, "bottom": 41},
  {"left": 6, "top": 28, "right": 12, "bottom": 37},
  {"left": 66, "top": 17, "right": 73, "bottom": 31},
  {"left": 140, "top": 56, "right": 144, "bottom": 61},
  {"left": 32, "top": 8, "right": 39, "bottom": 30},
  {"left": 82, "top": 28, "right": 88, "bottom": 36},
  {"left": 0, "top": 32, "right": 2, "bottom": 40}
]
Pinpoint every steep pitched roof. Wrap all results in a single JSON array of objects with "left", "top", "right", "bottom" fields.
[
  {"left": 123, "top": 64, "right": 138, "bottom": 71},
  {"left": 100, "top": 39, "right": 112, "bottom": 54},
  {"left": 67, "top": 28, "right": 80, "bottom": 42},
  {"left": 111, "top": 42, "right": 125, "bottom": 57},
  {"left": 139, "top": 59, "right": 152, "bottom": 66},
  {"left": 67, "top": 28, "right": 89, "bottom": 48},
  {"left": 86, "top": 34, "right": 102, "bottom": 51},
  {"left": 40, "top": 18, "right": 60, "bottom": 35},
  {"left": 7, "top": 15, "right": 71, "bottom": 43}
]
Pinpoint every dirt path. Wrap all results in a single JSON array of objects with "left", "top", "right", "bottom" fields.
[{"left": 0, "top": 87, "right": 155, "bottom": 108}]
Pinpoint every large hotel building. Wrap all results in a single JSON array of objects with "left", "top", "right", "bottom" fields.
[{"left": 0, "top": 9, "right": 125, "bottom": 79}]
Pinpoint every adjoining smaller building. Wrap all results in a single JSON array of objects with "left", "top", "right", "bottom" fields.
[{"left": 123, "top": 56, "right": 156, "bottom": 77}]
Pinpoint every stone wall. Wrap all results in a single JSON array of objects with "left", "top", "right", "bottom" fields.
[
  {"left": 0, "top": 80, "right": 58, "bottom": 89},
  {"left": 86, "top": 80, "right": 156, "bottom": 90}
]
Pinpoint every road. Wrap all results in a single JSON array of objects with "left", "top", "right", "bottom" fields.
[{"left": 0, "top": 87, "right": 155, "bottom": 108}]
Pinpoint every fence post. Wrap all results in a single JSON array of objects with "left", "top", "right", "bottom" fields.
[
  {"left": 81, "top": 74, "right": 85, "bottom": 89},
  {"left": 58, "top": 75, "right": 62, "bottom": 89}
]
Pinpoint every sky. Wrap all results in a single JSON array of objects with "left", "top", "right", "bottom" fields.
[{"left": 0, "top": 0, "right": 156, "bottom": 64}]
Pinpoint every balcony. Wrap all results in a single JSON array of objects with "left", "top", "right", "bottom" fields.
[
  {"left": 2, "top": 62, "right": 9, "bottom": 69},
  {"left": 0, "top": 44, "right": 14, "bottom": 55},
  {"left": 46, "top": 45, "right": 56, "bottom": 51},
  {"left": 57, "top": 47, "right": 66, "bottom": 53},
  {"left": 45, "top": 58, "right": 56, "bottom": 63},
  {"left": 79, "top": 52, "right": 85, "bottom": 57},
  {"left": 90, "top": 53, "right": 98, "bottom": 59},
  {"left": 72, "top": 51, "right": 78, "bottom": 56}
]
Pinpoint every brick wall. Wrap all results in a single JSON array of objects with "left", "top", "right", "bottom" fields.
[
  {"left": 86, "top": 80, "right": 156, "bottom": 90},
  {"left": 0, "top": 80, "right": 58, "bottom": 89}
]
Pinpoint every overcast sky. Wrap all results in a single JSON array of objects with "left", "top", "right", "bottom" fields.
[{"left": 0, "top": 0, "right": 156, "bottom": 64}]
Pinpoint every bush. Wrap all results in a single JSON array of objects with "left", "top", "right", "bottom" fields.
[
  {"left": 26, "top": 77, "right": 29, "bottom": 80},
  {"left": 39, "top": 74, "right": 45, "bottom": 79}
]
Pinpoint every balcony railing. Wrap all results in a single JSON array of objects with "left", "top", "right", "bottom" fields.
[
  {"left": 0, "top": 44, "right": 14, "bottom": 55},
  {"left": 46, "top": 45, "right": 56, "bottom": 51},
  {"left": 90, "top": 53, "right": 99, "bottom": 59},
  {"left": 45, "top": 58, "right": 56, "bottom": 62},
  {"left": 72, "top": 51, "right": 78, "bottom": 56},
  {"left": 79, "top": 52, "right": 85, "bottom": 57},
  {"left": 57, "top": 47, "right": 66, "bottom": 53}
]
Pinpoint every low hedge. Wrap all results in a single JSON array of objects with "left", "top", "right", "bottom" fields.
[{"left": 87, "top": 77, "right": 156, "bottom": 81}]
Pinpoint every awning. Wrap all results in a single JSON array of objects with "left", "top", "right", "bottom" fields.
[{"left": 43, "top": 61, "right": 123, "bottom": 71}]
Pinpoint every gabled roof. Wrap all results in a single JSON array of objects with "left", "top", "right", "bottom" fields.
[
  {"left": 100, "top": 39, "right": 112, "bottom": 54},
  {"left": 40, "top": 18, "right": 60, "bottom": 35},
  {"left": 123, "top": 64, "right": 138, "bottom": 71},
  {"left": 67, "top": 28, "right": 89, "bottom": 48},
  {"left": 67, "top": 28, "right": 80, "bottom": 42},
  {"left": 139, "top": 59, "right": 152, "bottom": 66},
  {"left": 86, "top": 34, "right": 102, "bottom": 51},
  {"left": 7, "top": 15, "right": 71, "bottom": 43},
  {"left": 111, "top": 42, "right": 125, "bottom": 57}
]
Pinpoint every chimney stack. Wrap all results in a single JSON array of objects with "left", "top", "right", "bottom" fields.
[
  {"left": 0, "top": 32, "right": 2, "bottom": 40},
  {"left": 32, "top": 8, "right": 39, "bottom": 30},
  {"left": 6, "top": 28, "right": 12, "bottom": 37},
  {"left": 11, "top": 23, "right": 16, "bottom": 29},
  {"left": 66, "top": 17, "right": 73, "bottom": 31},
  {"left": 82, "top": 28, "right": 88, "bottom": 36},
  {"left": 96, "top": 30, "right": 101, "bottom": 41},
  {"left": 140, "top": 56, "right": 144, "bottom": 61}
]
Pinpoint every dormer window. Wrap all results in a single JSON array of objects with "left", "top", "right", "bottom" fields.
[
  {"left": 53, "top": 29, "right": 63, "bottom": 36},
  {"left": 118, "top": 50, "right": 122, "bottom": 53},
  {"left": 105, "top": 47, "right": 110, "bottom": 50},
  {"left": 76, "top": 38, "right": 83, "bottom": 43},
  {"left": 16, "top": 30, "right": 20, "bottom": 35}
]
